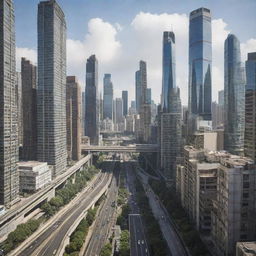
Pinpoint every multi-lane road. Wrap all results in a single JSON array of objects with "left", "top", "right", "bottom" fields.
[
  {"left": 16, "top": 167, "right": 112, "bottom": 256},
  {"left": 84, "top": 163, "right": 119, "bottom": 256},
  {"left": 125, "top": 162, "right": 150, "bottom": 256}
]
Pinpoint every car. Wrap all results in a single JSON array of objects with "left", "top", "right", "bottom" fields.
[
  {"left": 141, "top": 240, "right": 144, "bottom": 244},
  {"left": 138, "top": 240, "right": 140, "bottom": 245}
]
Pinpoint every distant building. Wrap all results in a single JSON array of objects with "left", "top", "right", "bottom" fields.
[
  {"left": 21, "top": 58, "right": 37, "bottom": 160},
  {"left": 224, "top": 34, "right": 245, "bottom": 155},
  {"left": 18, "top": 162, "right": 51, "bottom": 192},
  {"left": 160, "top": 88, "right": 182, "bottom": 181},
  {"left": 0, "top": 0, "right": 19, "bottom": 206},
  {"left": 188, "top": 7, "right": 212, "bottom": 121},
  {"left": 103, "top": 74, "right": 113, "bottom": 120},
  {"left": 244, "top": 52, "right": 256, "bottom": 162},
  {"left": 146, "top": 88, "right": 151, "bottom": 104},
  {"left": 66, "top": 76, "right": 82, "bottom": 161},
  {"left": 122, "top": 90, "right": 128, "bottom": 116},
  {"left": 135, "top": 70, "right": 141, "bottom": 113},
  {"left": 37, "top": 0, "right": 67, "bottom": 178},
  {"left": 161, "top": 31, "right": 176, "bottom": 112},
  {"left": 82, "top": 91, "right": 85, "bottom": 135},
  {"left": 115, "top": 98, "right": 123, "bottom": 124},
  {"left": 129, "top": 100, "right": 137, "bottom": 115},
  {"left": 85, "top": 55, "right": 99, "bottom": 145}
]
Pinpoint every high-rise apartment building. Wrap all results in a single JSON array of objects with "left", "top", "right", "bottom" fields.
[
  {"left": 66, "top": 76, "right": 81, "bottom": 161},
  {"left": 37, "top": 0, "right": 67, "bottom": 178},
  {"left": 122, "top": 90, "right": 128, "bottom": 116},
  {"left": 161, "top": 31, "right": 176, "bottom": 112},
  {"left": 135, "top": 70, "right": 141, "bottom": 113},
  {"left": 85, "top": 55, "right": 99, "bottom": 145},
  {"left": 188, "top": 8, "right": 212, "bottom": 121},
  {"left": 224, "top": 34, "right": 245, "bottom": 156},
  {"left": 82, "top": 91, "right": 85, "bottom": 135},
  {"left": 16, "top": 72, "right": 23, "bottom": 146},
  {"left": 115, "top": 98, "right": 123, "bottom": 124},
  {"left": 21, "top": 58, "right": 37, "bottom": 160},
  {"left": 0, "top": 0, "right": 19, "bottom": 206},
  {"left": 103, "top": 74, "right": 113, "bottom": 120},
  {"left": 244, "top": 52, "right": 256, "bottom": 162}
]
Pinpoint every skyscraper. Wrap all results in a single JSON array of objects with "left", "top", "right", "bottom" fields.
[
  {"left": 37, "top": 0, "right": 67, "bottom": 178},
  {"left": 137, "top": 61, "right": 151, "bottom": 142},
  {"left": 103, "top": 74, "right": 113, "bottom": 120},
  {"left": 66, "top": 76, "right": 81, "bottom": 161},
  {"left": 244, "top": 52, "right": 256, "bottom": 162},
  {"left": 85, "top": 55, "right": 99, "bottom": 145},
  {"left": 188, "top": 8, "right": 212, "bottom": 120},
  {"left": 135, "top": 70, "right": 141, "bottom": 113},
  {"left": 122, "top": 90, "right": 128, "bottom": 116},
  {"left": 146, "top": 88, "right": 151, "bottom": 104},
  {"left": 161, "top": 31, "right": 176, "bottom": 112},
  {"left": 224, "top": 34, "right": 245, "bottom": 155},
  {"left": 0, "top": 0, "right": 19, "bottom": 206},
  {"left": 115, "top": 98, "right": 123, "bottom": 124},
  {"left": 21, "top": 58, "right": 37, "bottom": 160}
]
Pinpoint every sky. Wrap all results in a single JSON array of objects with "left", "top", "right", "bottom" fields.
[{"left": 14, "top": 0, "right": 256, "bottom": 106}]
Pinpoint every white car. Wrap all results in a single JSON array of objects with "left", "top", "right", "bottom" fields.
[
  {"left": 141, "top": 240, "right": 144, "bottom": 245},
  {"left": 138, "top": 240, "right": 140, "bottom": 245}
]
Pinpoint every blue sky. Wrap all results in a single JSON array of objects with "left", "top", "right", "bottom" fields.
[{"left": 14, "top": 0, "right": 256, "bottom": 104}]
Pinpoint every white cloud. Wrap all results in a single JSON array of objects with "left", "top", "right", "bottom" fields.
[
  {"left": 241, "top": 38, "right": 256, "bottom": 61},
  {"left": 15, "top": 13, "right": 256, "bottom": 106},
  {"left": 16, "top": 47, "right": 37, "bottom": 71}
]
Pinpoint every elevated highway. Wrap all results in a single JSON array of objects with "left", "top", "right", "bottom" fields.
[
  {"left": 0, "top": 154, "right": 92, "bottom": 240},
  {"left": 81, "top": 144, "right": 158, "bottom": 153}
]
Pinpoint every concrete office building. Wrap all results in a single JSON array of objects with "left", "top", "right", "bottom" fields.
[
  {"left": 85, "top": 55, "right": 99, "bottom": 145},
  {"left": 21, "top": 58, "right": 37, "bottom": 160},
  {"left": 188, "top": 8, "right": 212, "bottom": 121},
  {"left": 103, "top": 74, "right": 113, "bottom": 120},
  {"left": 0, "top": 0, "right": 19, "bottom": 206},
  {"left": 244, "top": 52, "right": 256, "bottom": 162},
  {"left": 66, "top": 76, "right": 82, "bottom": 161},
  {"left": 18, "top": 162, "right": 51, "bottom": 192},
  {"left": 122, "top": 90, "right": 128, "bottom": 116},
  {"left": 224, "top": 34, "right": 245, "bottom": 155},
  {"left": 37, "top": 0, "right": 67, "bottom": 178},
  {"left": 211, "top": 155, "right": 256, "bottom": 256}
]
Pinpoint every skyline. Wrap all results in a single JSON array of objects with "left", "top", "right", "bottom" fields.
[{"left": 14, "top": 0, "right": 256, "bottom": 105}]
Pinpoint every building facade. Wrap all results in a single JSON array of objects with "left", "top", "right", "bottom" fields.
[
  {"left": 21, "top": 58, "right": 37, "bottom": 160},
  {"left": 188, "top": 7, "right": 212, "bottom": 121},
  {"left": 85, "top": 55, "right": 99, "bottom": 145},
  {"left": 66, "top": 76, "right": 82, "bottom": 161},
  {"left": 103, "top": 74, "right": 113, "bottom": 120},
  {"left": 37, "top": 0, "right": 67, "bottom": 178},
  {"left": 122, "top": 90, "right": 128, "bottom": 116},
  {"left": 161, "top": 31, "right": 176, "bottom": 112},
  {"left": 0, "top": 0, "right": 19, "bottom": 206},
  {"left": 244, "top": 52, "right": 256, "bottom": 162},
  {"left": 224, "top": 34, "right": 245, "bottom": 155}
]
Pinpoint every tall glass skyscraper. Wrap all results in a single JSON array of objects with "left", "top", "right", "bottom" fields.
[
  {"left": 135, "top": 70, "right": 141, "bottom": 113},
  {"left": 161, "top": 31, "right": 176, "bottom": 112},
  {"left": 122, "top": 90, "right": 128, "bottom": 116},
  {"left": 85, "top": 55, "right": 99, "bottom": 145},
  {"left": 224, "top": 34, "right": 245, "bottom": 155},
  {"left": 244, "top": 52, "right": 256, "bottom": 161},
  {"left": 189, "top": 8, "right": 212, "bottom": 120},
  {"left": 37, "top": 0, "right": 67, "bottom": 178},
  {"left": 103, "top": 74, "right": 113, "bottom": 120},
  {"left": 0, "top": 0, "right": 19, "bottom": 206}
]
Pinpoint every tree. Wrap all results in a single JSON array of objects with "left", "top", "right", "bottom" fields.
[{"left": 100, "top": 243, "right": 112, "bottom": 256}]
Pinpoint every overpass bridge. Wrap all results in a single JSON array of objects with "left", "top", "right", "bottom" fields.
[
  {"left": 81, "top": 144, "right": 158, "bottom": 153},
  {"left": 0, "top": 154, "right": 92, "bottom": 240}
]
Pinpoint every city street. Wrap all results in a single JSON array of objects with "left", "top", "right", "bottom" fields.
[
  {"left": 16, "top": 163, "right": 113, "bottom": 256},
  {"left": 139, "top": 171, "right": 188, "bottom": 256},
  {"left": 84, "top": 162, "right": 119, "bottom": 256},
  {"left": 125, "top": 162, "right": 150, "bottom": 256}
]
